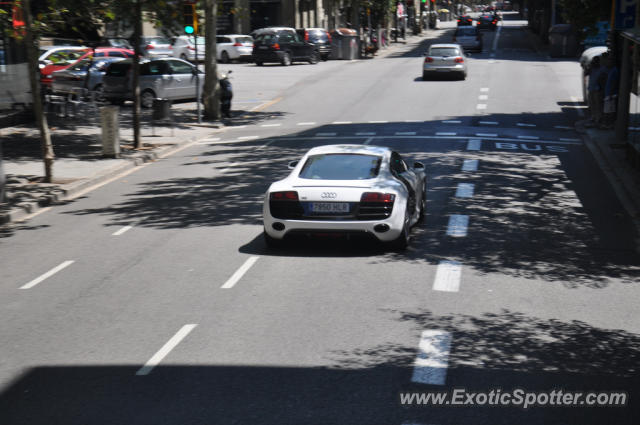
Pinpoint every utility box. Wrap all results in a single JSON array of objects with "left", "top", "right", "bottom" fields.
[
  {"left": 330, "top": 28, "right": 358, "bottom": 60},
  {"left": 100, "top": 106, "right": 120, "bottom": 158},
  {"left": 549, "top": 24, "right": 578, "bottom": 57}
]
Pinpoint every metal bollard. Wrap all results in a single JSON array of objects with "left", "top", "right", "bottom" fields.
[{"left": 100, "top": 105, "right": 120, "bottom": 158}]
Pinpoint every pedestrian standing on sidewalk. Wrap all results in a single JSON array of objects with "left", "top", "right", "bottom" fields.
[
  {"left": 602, "top": 54, "right": 620, "bottom": 129},
  {"left": 586, "top": 55, "right": 604, "bottom": 127}
]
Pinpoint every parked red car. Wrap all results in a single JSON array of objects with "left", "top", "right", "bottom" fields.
[{"left": 40, "top": 47, "right": 134, "bottom": 91}]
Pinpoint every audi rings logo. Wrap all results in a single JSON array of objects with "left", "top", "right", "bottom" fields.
[{"left": 321, "top": 192, "right": 337, "bottom": 199}]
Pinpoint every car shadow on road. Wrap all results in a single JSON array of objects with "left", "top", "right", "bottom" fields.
[{"left": 0, "top": 308, "right": 637, "bottom": 425}]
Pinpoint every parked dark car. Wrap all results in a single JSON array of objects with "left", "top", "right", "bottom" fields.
[
  {"left": 476, "top": 14, "right": 498, "bottom": 30},
  {"left": 51, "top": 56, "right": 126, "bottom": 99},
  {"left": 252, "top": 27, "right": 320, "bottom": 66},
  {"left": 296, "top": 28, "right": 332, "bottom": 61},
  {"left": 457, "top": 15, "right": 474, "bottom": 26}
]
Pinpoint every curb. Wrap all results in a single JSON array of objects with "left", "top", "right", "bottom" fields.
[{"left": 0, "top": 132, "right": 211, "bottom": 226}]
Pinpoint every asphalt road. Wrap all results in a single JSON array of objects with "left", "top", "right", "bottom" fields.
[{"left": 1, "top": 14, "right": 639, "bottom": 425}]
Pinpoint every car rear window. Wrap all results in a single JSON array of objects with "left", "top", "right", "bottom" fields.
[
  {"left": 299, "top": 154, "right": 382, "bottom": 180},
  {"left": 105, "top": 61, "right": 130, "bottom": 76},
  {"left": 307, "top": 30, "right": 328, "bottom": 41},
  {"left": 235, "top": 36, "right": 253, "bottom": 44},
  {"left": 456, "top": 28, "right": 477, "bottom": 36},
  {"left": 430, "top": 47, "right": 460, "bottom": 56},
  {"left": 146, "top": 37, "right": 170, "bottom": 45}
]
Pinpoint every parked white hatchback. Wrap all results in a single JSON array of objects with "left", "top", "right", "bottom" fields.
[
  {"left": 216, "top": 34, "right": 254, "bottom": 63},
  {"left": 172, "top": 35, "right": 205, "bottom": 62}
]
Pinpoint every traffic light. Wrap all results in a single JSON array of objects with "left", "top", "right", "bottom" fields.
[{"left": 183, "top": 2, "right": 197, "bottom": 34}]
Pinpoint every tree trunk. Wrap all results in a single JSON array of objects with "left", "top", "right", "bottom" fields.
[
  {"left": 203, "top": 0, "right": 219, "bottom": 120},
  {"left": 22, "top": 0, "right": 54, "bottom": 183},
  {"left": 132, "top": 0, "right": 142, "bottom": 148}
]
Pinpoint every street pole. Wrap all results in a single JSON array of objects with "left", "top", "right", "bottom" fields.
[{"left": 194, "top": 33, "right": 201, "bottom": 124}]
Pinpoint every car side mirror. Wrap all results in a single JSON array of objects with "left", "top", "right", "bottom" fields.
[
  {"left": 288, "top": 160, "right": 298, "bottom": 170},
  {"left": 413, "top": 162, "right": 425, "bottom": 169}
]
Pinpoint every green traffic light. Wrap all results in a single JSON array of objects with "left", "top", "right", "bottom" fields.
[{"left": 185, "top": 25, "right": 194, "bottom": 34}]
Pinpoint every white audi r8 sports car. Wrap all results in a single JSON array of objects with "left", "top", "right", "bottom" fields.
[{"left": 262, "top": 145, "right": 427, "bottom": 249}]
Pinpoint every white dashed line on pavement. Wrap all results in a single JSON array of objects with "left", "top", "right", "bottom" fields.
[
  {"left": 221, "top": 256, "right": 260, "bottom": 289},
  {"left": 517, "top": 123, "right": 536, "bottom": 127},
  {"left": 112, "top": 225, "right": 133, "bottom": 236},
  {"left": 554, "top": 125, "right": 572, "bottom": 130},
  {"left": 462, "top": 159, "right": 479, "bottom": 171},
  {"left": 447, "top": 215, "right": 469, "bottom": 237},
  {"left": 396, "top": 132, "right": 417, "bottom": 136},
  {"left": 478, "top": 95, "right": 488, "bottom": 100},
  {"left": 404, "top": 120, "right": 422, "bottom": 123},
  {"left": 261, "top": 124, "right": 281, "bottom": 127},
  {"left": 332, "top": 121, "right": 352, "bottom": 124},
  {"left": 20, "top": 260, "right": 75, "bottom": 289},
  {"left": 356, "top": 132, "right": 376, "bottom": 136},
  {"left": 238, "top": 135, "right": 259, "bottom": 140},
  {"left": 480, "top": 87, "right": 489, "bottom": 92},
  {"left": 411, "top": 330, "right": 452, "bottom": 385},
  {"left": 368, "top": 120, "right": 388, "bottom": 123},
  {"left": 433, "top": 261, "right": 462, "bottom": 292},
  {"left": 316, "top": 132, "right": 337, "bottom": 137},
  {"left": 443, "top": 120, "right": 462, "bottom": 124},
  {"left": 466, "top": 139, "right": 481, "bottom": 150},
  {"left": 517, "top": 135, "right": 540, "bottom": 140},
  {"left": 476, "top": 104, "right": 487, "bottom": 110},
  {"left": 475, "top": 133, "right": 497, "bottom": 137},
  {"left": 136, "top": 324, "right": 197, "bottom": 376},
  {"left": 436, "top": 132, "right": 457, "bottom": 136},
  {"left": 297, "top": 122, "right": 316, "bottom": 126},
  {"left": 479, "top": 121, "right": 498, "bottom": 125},
  {"left": 455, "top": 183, "right": 475, "bottom": 198}
]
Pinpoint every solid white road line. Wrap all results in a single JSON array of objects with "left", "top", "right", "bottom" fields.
[
  {"left": 20, "top": 260, "right": 75, "bottom": 289},
  {"left": 476, "top": 133, "right": 497, "bottom": 137},
  {"left": 411, "top": 330, "right": 452, "bottom": 385},
  {"left": 462, "top": 159, "right": 479, "bottom": 171},
  {"left": 436, "top": 132, "right": 456, "bottom": 136},
  {"left": 112, "top": 225, "right": 133, "bottom": 236},
  {"left": 478, "top": 95, "right": 488, "bottom": 100},
  {"left": 476, "top": 104, "right": 487, "bottom": 110},
  {"left": 221, "top": 256, "right": 260, "bottom": 289},
  {"left": 466, "top": 139, "right": 481, "bottom": 150},
  {"left": 261, "top": 124, "right": 281, "bottom": 127},
  {"left": 316, "top": 132, "right": 337, "bottom": 137},
  {"left": 447, "top": 215, "right": 469, "bottom": 237},
  {"left": 443, "top": 120, "right": 462, "bottom": 124},
  {"left": 455, "top": 183, "right": 475, "bottom": 198},
  {"left": 136, "top": 324, "right": 197, "bottom": 376},
  {"left": 356, "top": 132, "right": 376, "bottom": 136},
  {"left": 517, "top": 135, "right": 540, "bottom": 140},
  {"left": 297, "top": 122, "right": 316, "bottom": 126},
  {"left": 396, "top": 132, "right": 416, "bottom": 136},
  {"left": 433, "top": 261, "right": 462, "bottom": 292},
  {"left": 517, "top": 123, "right": 536, "bottom": 127},
  {"left": 479, "top": 121, "right": 498, "bottom": 125},
  {"left": 332, "top": 121, "right": 352, "bottom": 124}
]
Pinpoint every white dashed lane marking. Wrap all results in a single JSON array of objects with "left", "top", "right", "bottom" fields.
[
  {"left": 517, "top": 123, "right": 536, "bottom": 127},
  {"left": 554, "top": 125, "right": 572, "bottom": 129},
  {"left": 480, "top": 87, "right": 489, "bottom": 92},
  {"left": 433, "top": 261, "right": 462, "bottom": 292},
  {"left": 136, "top": 324, "right": 198, "bottom": 376},
  {"left": 436, "top": 132, "right": 457, "bottom": 136},
  {"left": 466, "top": 139, "right": 481, "bottom": 150},
  {"left": 396, "top": 132, "right": 416, "bottom": 136},
  {"left": 332, "top": 121, "right": 352, "bottom": 124},
  {"left": 478, "top": 95, "right": 488, "bottom": 100},
  {"left": 297, "top": 122, "right": 316, "bottom": 126},
  {"left": 261, "top": 124, "right": 281, "bottom": 127},
  {"left": 20, "top": 260, "right": 75, "bottom": 289},
  {"left": 455, "top": 183, "right": 475, "bottom": 198},
  {"left": 221, "top": 256, "right": 260, "bottom": 289},
  {"left": 447, "top": 215, "right": 469, "bottom": 237},
  {"left": 237, "top": 135, "right": 259, "bottom": 140},
  {"left": 112, "top": 225, "right": 133, "bottom": 236},
  {"left": 475, "top": 133, "right": 497, "bottom": 137},
  {"left": 411, "top": 330, "right": 452, "bottom": 385},
  {"left": 356, "top": 132, "right": 376, "bottom": 136},
  {"left": 316, "top": 132, "right": 337, "bottom": 137},
  {"left": 462, "top": 159, "right": 479, "bottom": 171},
  {"left": 479, "top": 121, "right": 498, "bottom": 125},
  {"left": 476, "top": 104, "right": 487, "bottom": 110},
  {"left": 368, "top": 120, "right": 388, "bottom": 123},
  {"left": 517, "top": 135, "right": 540, "bottom": 140},
  {"left": 443, "top": 120, "right": 462, "bottom": 124}
]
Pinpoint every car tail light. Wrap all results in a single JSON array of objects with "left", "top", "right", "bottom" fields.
[
  {"left": 169, "top": 45, "right": 172, "bottom": 50},
  {"left": 145, "top": 44, "right": 154, "bottom": 50},
  {"left": 233, "top": 42, "right": 242, "bottom": 46},
  {"left": 304, "top": 31, "right": 309, "bottom": 41},
  {"left": 454, "top": 57, "right": 464, "bottom": 63},
  {"left": 270, "top": 191, "right": 298, "bottom": 201},
  {"left": 361, "top": 192, "right": 395, "bottom": 203},
  {"left": 273, "top": 43, "right": 280, "bottom": 50},
  {"left": 424, "top": 56, "right": 434, "bottom": 63},
  {"left": 457, "top": 19, "right": 460, "bottom": 23},
  {"left": 188, "top": 46, "right": 195, "bottom": 50}
]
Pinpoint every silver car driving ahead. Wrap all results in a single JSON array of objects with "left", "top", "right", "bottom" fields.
[
  {"left": 102, "top": 58, "right": 204, "bottom": 108},
  {"left": 422, "top": 44, "right": 468, "bottom": 80}
]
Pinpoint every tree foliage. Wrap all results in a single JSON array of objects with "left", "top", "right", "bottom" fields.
[{"left": 558, "top": 0, "right": 611, "bottom": 39}]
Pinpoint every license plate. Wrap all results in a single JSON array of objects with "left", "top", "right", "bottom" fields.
[{"left": 311, "top": 202, "right": 350, "bottom": 213}]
